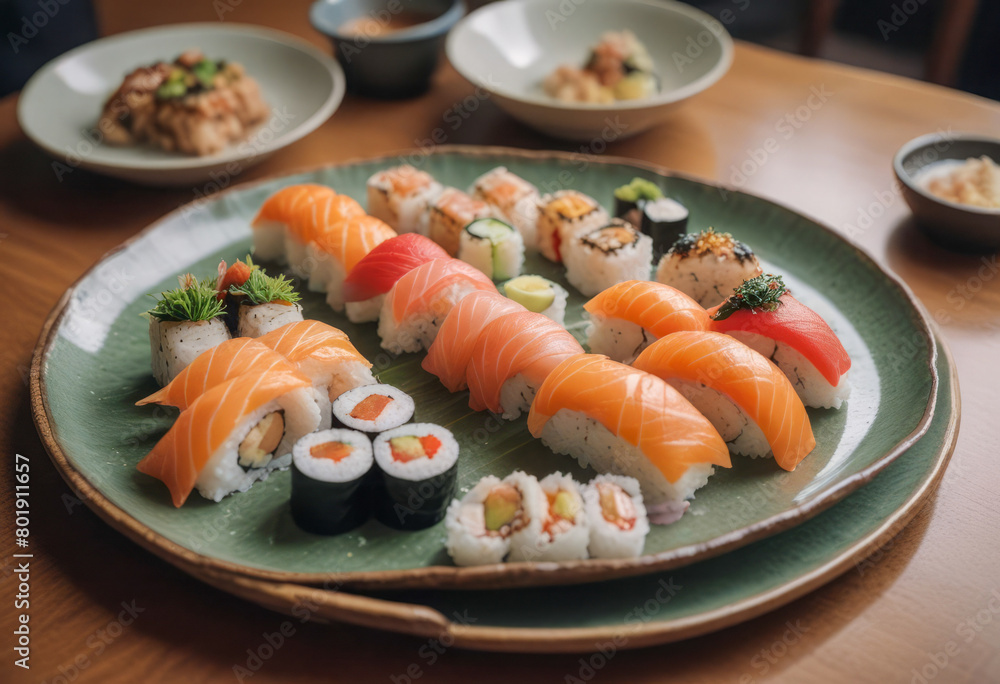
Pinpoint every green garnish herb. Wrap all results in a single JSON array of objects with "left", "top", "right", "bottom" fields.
[
  {"left": 155, "top": 80, "right": 187, "bottom": 99},
  {"left": 711, "top": 274, "right": 787, "bottom": 321},
  {"left": 614, "top": 177, "right": 664, "bottom": 203},
  {"left": 192, "top": 59, "right": 218, "bottom": 88},
  {"left": 147, "top": 274, "right": 225, "bottom": 322},
  {"left": 229, "top": 268, "right": 301, "bottom": 306}
]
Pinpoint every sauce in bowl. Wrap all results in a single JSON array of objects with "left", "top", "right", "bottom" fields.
[{"left": 339, "top": 11, "right": 438, "bottom": 38}]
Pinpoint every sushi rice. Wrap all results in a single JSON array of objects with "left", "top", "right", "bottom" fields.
[
  {"left": 562, "top": 219, "right": 653, "bottom": 297},
  {"left": 237, "top": 301, "right": 305, "bottom": 338},
  {"left": 584, "top": 474, "right": 650, "bottom": 559}
]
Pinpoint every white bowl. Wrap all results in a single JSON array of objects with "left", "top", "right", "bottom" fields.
[
  {"left": 445, "top": 0, "right": 733, "bottom": 141},
  {"left": 17, "top": 23, "right": 345, "bottom": 187}
]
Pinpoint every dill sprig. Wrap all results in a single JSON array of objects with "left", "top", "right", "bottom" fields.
[
  {"left": 147, "top": 274, "right": 226, "bottom": 322},
  {"left": 711, "top": 274, "right": 787, "bottom": 321},
  {"left": 229, "top": 267, "right": 301, "bottom": 305}
]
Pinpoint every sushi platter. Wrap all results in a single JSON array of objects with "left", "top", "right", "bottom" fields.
[{"left": 32, "top": 147, "right": 940, "bottom": 607}]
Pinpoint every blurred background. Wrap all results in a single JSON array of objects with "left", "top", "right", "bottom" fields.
[{"left": 1, "top": 0, "right": 997, "bottom": 100}]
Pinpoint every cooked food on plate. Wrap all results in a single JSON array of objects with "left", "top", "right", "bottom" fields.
[
  {"left": 543, "top": 30, "right": 657, "bottom": 104},
  {"left": 99, "top": 49, "right": 269, "bottom": 156},
  {"left": 916, "top": 155, "right": 1000, "bottom": 209}
]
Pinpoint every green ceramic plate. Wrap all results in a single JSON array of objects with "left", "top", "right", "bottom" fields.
[
  {"left": 189, "top": 329, "right": 958, "bottom": 651},
  {"left": 32, "top": 146, "right": 937, "bottom": 591}
]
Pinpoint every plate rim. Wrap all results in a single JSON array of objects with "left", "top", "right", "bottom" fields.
[
  {"left": 16, "top": 22, "right": 345, "bottom": 173},
  {"left": 30, "top": 144, "right": 940, "bottom": 591},
  {"left": 105, "top": 329, "right": 963, "bottom": 653}
]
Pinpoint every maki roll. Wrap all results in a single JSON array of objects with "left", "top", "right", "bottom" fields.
[
  {"left": 612, "top": 177, "right": 663, "bottom": 222},
  {"left": 640, "top": 198, "right": 689, "bottom": 260},
  {"left": 421, "top": 187, "right": 492, "bottom": 256},
  {"left": 137, "top": 370, "right": 322, "bottom": 506},
  {"left": 536, "top": 190, "right": 609, "bottom": 263},
  {"left": 502, "top": 275, "right": 568, "bottom": 327},
  {"left": 469, "top": 167, "right": 540, "bottom": 249},
  {"left": 229, "top": 266, "right": 304, "bottom": 338},
  {"left": 655, "top": 228, "right": 763, "bottom": 308},
  {"left": 290, "top": 429, "right": 373, "bottom": 535},
  {"left": 147, "top": 273, "right": 231, "bottom": 386},
  {"left": 457, "top": 218, "right": 525, "bottom": 280},
  {"left": 367, "top": 165, "right": 443, "bottom": 234},
  {"left": 332, "top": 384, "right": 415, "bottom": 435},
  {"left": 517, "top": 473, "right": 590, "bottom": 562},
  {"left": 137, "top": 338, "right": 296, "bottom": 410},
  {"left": 584, "top": 475, "right": 650, "bottom": 558},
  {"left": 372, "top": 423, "right": 459, "bottom": 530},
  {"left": 444, "top": 471, "right": 546, "bottom": 566},
  {"left": 562, "top": 219, "right": 653, "bottom": 297}
]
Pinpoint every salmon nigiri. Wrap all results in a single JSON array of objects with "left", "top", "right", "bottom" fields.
[
  {"left": 583, "top": 280, "right": 710, "bottom": 364},
  {"left": 633, "top": 331, "right": 815, "bottom": 471},
  {"left": 422, "top": 291, "right": 527, "bottom": 393},
  {"left": 285, "top": 192, "right": 366, "bottom": 279},
  {"left": 707, "top": 274, "right": 851, "bottom": 409},
  {"left": 341, "top": 234, "right": 450, "bottom": 324},
  {"left": 136, "top": 338, "right": 296, "bottom": 410},
  {"left": 307, "top": 215, "right": 397, "bottom": 311},
  {"left": 251, "top": 184, "right": 336, "bottom": 263},
  {"left": 137, "top": 370, "right": 320, "bottom": 507},
  {"left": 257, "top": 321, "right": 374, "bottom": 402},
  {"left": 527, "top": 353, "right": 730, "bottom": 522},
  {"left": 466, "top": 311, "right": 584, "bottom": 419},
  {"left": 377, "top": 258, "right": 497, "bottom": 354}
]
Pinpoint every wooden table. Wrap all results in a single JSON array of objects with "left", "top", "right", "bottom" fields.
[{"left": 3, "top": 1, "right": 999, "bottom": 681}]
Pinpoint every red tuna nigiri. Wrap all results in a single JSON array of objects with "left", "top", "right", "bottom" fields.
[
  {"left": 708, "top": 290, "right": 850, "bottom": 387},
  {"left": 342, "top": 234, "right": 449, "bottom": 303}
]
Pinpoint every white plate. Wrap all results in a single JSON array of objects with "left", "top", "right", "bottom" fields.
[
  {"left": 446, "top": 0, "right": 733, "bottom": 140},
  {"left": 17, "top": 23, "right": 345, "bottom": 186}
]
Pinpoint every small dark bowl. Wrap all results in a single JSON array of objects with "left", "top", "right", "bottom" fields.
[
  {"left": 310, "top": 0, "right": 465, "bottom": 99},
  {"left": 894, "top": 132, "right": 1000, "bottom": 251}
]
